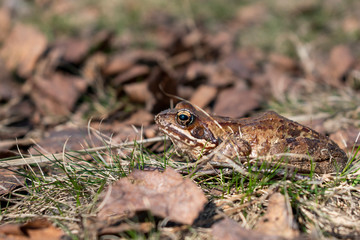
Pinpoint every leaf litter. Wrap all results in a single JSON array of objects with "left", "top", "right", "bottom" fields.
[
  {"left": 97, "top": 168, "right": 207, "bottom": 225},
  {"left": 0, "top": 0, "right": 359, "bottom": 239}
]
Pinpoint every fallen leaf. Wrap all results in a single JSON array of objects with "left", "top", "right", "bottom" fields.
[
  {"left": 254, "top": 193, "right": 299, "bottom": 239},
  {"left": 82, "top": 53, "right": 107, "bottom": 85},
  {"left": 97, "top": 168, "right": 207, "bottom": 225},
  {"left": 0, "top": 60, "right": 21, "bottom": 101},
  {"left": 212, "top": 217, "right": 278, "bottom": 240},
  {"left": 182, "top": 30, "right": 202, "bottom": 48},
  {"left": 103, "top": 55, "right": 134, "bottom": 76},
  {"left": 123, "top": 81, "right": 152, "bottom": 103},
  {"left": 236, "top": 3, "right": 268, "bottom": 26},
  {"left": 329, "top": 45, "right": 354, "bottom": 80},
  {"left": 213, "top": 83, "right": 260, "bottom": 118},
  {"left": 0, "top": 168, "right": 24, "bottom": 195},
  {"left": 90, "top": 121, "right": 144, "bottom": 144},
  {"left": 111, "top": 124, "right": 144, "bottom": 145},
  {"left": 186, "top": 62, "right": 235, "bottom": 87},
  {"left": 319, "top": 45, "right": 355, "bottom": 87},
  {"left": 0, "top": 7, "right": 11, "bottom": 42},
  {"left": 330, "top": 127, "right": 360, "bottom": 152},
  {"left": 112, "top": 65, "right": 150, "bottom": 86},
  {"left": 342, "top": 17, "right": 360, "bottom": 34},
  {"left": 223, "top": 54, "right": 253, "bottom": 80},
  {"left": 269, "top": 53, "right": 298, "bottom": 72},
  {"left": 0, "top": 23, "right": 47, "bottom": 77},
  {"left": 206, "top": 31, "right": 233, "bottom": 56},
  {"left": 264, "top": 64, "right": 294, "bottom": 102},
  {"left": 0, "top": 218, "right": 65, "bottom": 240},
  {"left": 178, "top": 85, "right": 195, "bottom": 100},
  {"left": 29, "top": 72, "right": 88, "bottom": 117},
  {"left": 0, "top": 126, "right": 31, "bottom": 142},
  {"left": 53, "top": 37, "right": 90, "bottom": 64},
  {"left": 29, "top": 126, "right": 107, "bottom": 155},
  {"left": 123, "top": 110, "right": 154, "bottom": 127},
  {"left": 106, "top": 49, "right": 166, "bottom": 78},
  {"left": 186, "top": 62, "right": 208, "bottom": 80},
  {"left": 147, "top": 66, "right": 178, "bottom": 113},
  {"left": 208, "top": 67, "right": 238, "bottom": 87},
  {"left": 144, "top": 124, "right": 157, "bottom": 139},
  {"left": 273, "top": 0, "right": 319, "bottom": 15},
  {"left": 190, "top": 85, "right": 217, "bottom": 108}
]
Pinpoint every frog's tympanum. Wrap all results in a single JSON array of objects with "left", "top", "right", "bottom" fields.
[{"left": 155, "top": 101, "right": 347, "bottom": 174}]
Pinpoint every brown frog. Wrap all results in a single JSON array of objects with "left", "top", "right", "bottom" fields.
[{"left": 155, "top": 101, "right": 348, "bottom": 174}]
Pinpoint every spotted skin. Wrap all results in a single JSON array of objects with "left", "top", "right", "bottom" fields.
[{"left": 155, "top": 101, "right": 347, "bottom": 173}]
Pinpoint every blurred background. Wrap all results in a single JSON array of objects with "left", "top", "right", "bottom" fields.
[{"left": 0, "top": 0, "right": 359, "bottom": 154}]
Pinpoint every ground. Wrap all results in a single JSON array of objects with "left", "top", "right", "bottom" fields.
[{"left": 0, "top": 0, "right": 359, "bottom": 239}]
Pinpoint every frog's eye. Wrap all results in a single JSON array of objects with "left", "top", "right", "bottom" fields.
[{"left": 176, "top": 110, "right": 194, "bottom": 126}]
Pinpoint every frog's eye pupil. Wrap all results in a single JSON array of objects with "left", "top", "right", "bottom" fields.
[
  {"left": 179, "top": 114, "right": 188, "bottom": 121},
  {"left": 176, "top": 110, "right": 194, "bottom": 126}
]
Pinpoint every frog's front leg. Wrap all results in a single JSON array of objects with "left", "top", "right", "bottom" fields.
[{"left": 211, "top": 135, "right": 252, "bottom": 163}]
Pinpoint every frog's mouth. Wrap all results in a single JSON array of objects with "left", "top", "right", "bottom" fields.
[
  {"left": 158, "top": 125, "right": 218, "bottom": 160},
  {"left": 158, "top": 124, "right": 207, "bottom": 147}
]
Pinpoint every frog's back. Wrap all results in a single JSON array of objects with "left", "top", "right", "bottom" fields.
[
  {"left": 217, "top": 111, "right": 347, "bottom": 173},
  {"left": 218, "top": 111, "right": 321, "bottom": 140}
]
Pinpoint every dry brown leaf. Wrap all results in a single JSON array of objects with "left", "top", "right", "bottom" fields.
[
  {"left": 0, "top": 60, "right": 21, "bottom": 101},
  {"left": 264, "top": 64, "right": 294, "bottom": 102},
  {"left": 319, "top": 45, "right": 355, "bottom": 87},
  {"left": 223, "top": 55, "right": 252, "bottom": 80},
  {"left": 0, "top": 99, "right": 34, "bottom": 128},
  {"left": 82, "top": 53, "right": 107, "bottom": 85},
  {"left": 147, "top": 66, "right": 178, "bottom": 113},
  {"left": 190, "top": 85, "right": 217, "bottom": 109},
  {"left": 0, "top": 23, "right": 47, "bottom": 77},
  {"left": 29, "top": 72, "right": 88, "bottom": 117},
  {"left": 330, "top": 127, "right": 360, "bottom": 152},
  {"left": 106, "top": 49, "right": 166, "bottom": 78},
  {"left": 0, "top": 168, "right": 24, "bottom": 195},
  {"left": 53, "top": 37, "right": 90, "bottom": 64},
  {"left": 236, "top": 3, "right": 268, "bottom": 26},
  {"left": 212, "top": 217, "right": 279, "bottom": 240},
  {"left": 29, "top": 126, "right": 107, "bottom": 155},
  {"left": 254, "top": 193, "right": 299, "bottom": 239},
  {"left": 206, "top": 31, "right": 233, "bottom": 56},
  {"left": 0, "top": 126, "right": 31, "bottom": 142},
  {"left": 110, "top": 124, "right": 144, "bottom": 144},
  {"left": 123, "top": 81, "right": 152, "bottom": 103},
  {"left": 329, "top": 45, "right": 354, "bottom": 80},
  {"left": 214, "top": 83, "right": 260, "bottom": 118},
  {"left": 182, "top": 30, "right": 202, "bottom": 48},
  {"left": 269, "top": 53, "right": 298, "bottom": 72},
  {"left": 99, "top": 222, "right": 154, "bottom": 236},
  {"left": 186, "top": 62, "right": 235, "bottom": 87},
  {"left": 342, "top": 17, "right": 360, "bottom": 34},
  {"left": 123, "top": 110, "right": 154, "bottom": 127},
  {"left": 186, "top": 62, "right": 208, "bottom": 80},
  {"left": 103, "top": 55, "right": 134, "bottom": 76},
  {"left": 97, "top": 168, "right": 207, "bottom": 225},
  {"left": 0, "top": 218, "right": 65, "bottom": 240},
  {"left": 0, "top": 7, "right": 11, "bottom": 42},
  {"left": 112, "top": 65, "right": 150, "bottom": 86},
  {"left": 90, "top": 121, "right": 144, "bottom": 144}
]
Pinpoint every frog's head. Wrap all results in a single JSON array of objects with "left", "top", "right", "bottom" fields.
[{"left": 155, "top": 101, "right": 220, "bottom": 159}]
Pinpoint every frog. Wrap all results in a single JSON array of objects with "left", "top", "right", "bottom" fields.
[{"left": 155, "top": 101, "right": 348, "bottom": 174}]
